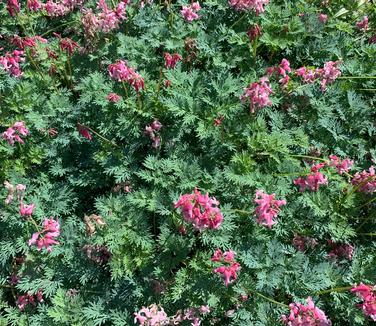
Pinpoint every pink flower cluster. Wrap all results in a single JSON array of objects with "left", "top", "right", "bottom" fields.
[
  {"left": 174, "top": 188, "right": 223, "bottom": 230},
  {"left": 108, "top": 60, "right": 145, "bottom": 92},
  {"left": 282, "top": 297, "right": 331, "bottom": 325},
  {"left": 294, "top": 162, "right": 328, "bottom": 192},
  {"left": 356, "top": 16, "right": 369, "bottom": 31},
  {"left": 44, "top": 0, "right": 83, "bottom": 17},
  {"left": 107, "top": 92, "right": 121, "bottom": 103},
  {"left": 296, "top": 61, "right": 341, "bottom": 92},
  {"left": 228, "top": 0, "right": 269, "bottom": 15},
  {"left": 351, "top": 283, "right": 376, "bottom": 321},
  {"left": 144, "top": 119, "right": 162, "bottom": 149},
  {"left": 27, "top": 0, "right": 42, "bottom": 11},
  {"left": 329, "top": 155, "right": 353, "bottom": 175},
  {"left": 59, "top": 37, "right": 80, "bottom": 55},
  {"left": 2, "top": 121, "right": 29, "bottom": 145},
  {"left": 292, "top": 235, "right": 318, "bottom": 252},
  {"left": 318, "top": 13, "right": 328, "bottom": 24},
  {"left": 254, "top": 190, "right": 286, "bottom": 228},
  {"left": 212, "top": 249, "right": 241, "bottom": 286},
  {"left": 7, "top": 0, "right": 20, "bottom": 17},
  {"left": 28, "top": 218, "right": 60, "bottom": 252},
  {"left": 17, "top": 290, "right": 44, "bottom": 311},
  {"left": 11, "top": 35, "right": 47, "bottom": 50},
  {"left": 351, "top": 166, "right": 376, "bottom": 193},
  {"left": 82, "top": 0, "right": 128, "bottom": 36},
  {"left": 164, "top": 52, "right": 182, "bottom": 69},
  {"left": 266, "top": 58, "right": 292, "bottom": 87},
  {"left": 4, "top": 182, "right": 26, "bottom": 205},
  {"left": 181, "top": 2, "right": 201, "bottom": 22},
  {"left": 247, "top": 24, "right": 261, "bottom": 42},
  {"left": 171, "top": 305, "right": 210, "bottom": 325},
  {"left": 20, "top": 203, "right": 35, "bottom": 218},
  {"left": 241, "top": 77, "right": 272, "bottom": 113},
  {"left": 0, "top": 50, "right": 25, "bottom": 77},
  {"left": 327, "top": 240, "right": 354, "bottom": 261},
  {"left": 77, "top": 123, "right": 92, "bottom": 140},
  {"left": 134, "top": 304, "right": 169, "bottom": 325}
]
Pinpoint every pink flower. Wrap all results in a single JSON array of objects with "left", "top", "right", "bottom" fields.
[
  {"left": 2, "top": 121, "right": 29, "bottom": 145},
  {"left": 134, "top": 304, "right": 169, "bottom": 325},
  {"left": 295, "top": 67, "right": 317, "bottom": 84},
  {"left": 254, "top": 190, "right": 286, "bottom": 228},
  {"left": 164, "top": 79, "right": 172, "bottom": 88},
  {"left": 241, "top": 77, "right": 273, "bottom": 113},
  {"left": 212, "top": 249, "right": 240, "bottom": 286},
  {"left": 145, "top": 120, "right": 162, "bottom": 148},
  {"left": 175, "top": 188, "right": 223, "bottom": 230},
  {"left": 247, "top": 24, "right": 261, "bottom": 42},
  {"left": 164, "top": 52, "right": 182, "bottom": 69},
  {"left": 228, "top": 0, "right": 269, "bottom": 14},
  {"left": 11, "top": 35, "right": 47, "bottom": 50},
  {"left": 27, "top": 0, "right": 42, "bottom": 11},
  {"left": 151, "top": 119, "right": 162, "bottom": 131},
  {"left": 294, "top": 163, "right": 328, "bottom": 192},
  {"left": 318, "top": 13, "right": 328, "bottom": 23},
  {"left": 77, "top": 124, "right": 92, "bottom": 140},
  {"left": 16, "top": 290, "right": 44, "bottom": 311},
  {"left": 292, "top": 235, "right": 317, "bottom": 252},
  {"left": 108, "top": 60, "right": 145, "bottom": 93},
  {"left": 20, "top": 203, "right": 35, "bottom": 217},
  {"left": 351, "top": 283, "right": 376, "bottom": 321},
  {"left": 329, "top": 155, "right": 353, "bottom": 174},
  {"left": 356, "top": 16, "right": 369, "bottom": 31},
  {"left": 107, "top": 92, "right": 121, "bottom": 102},
  {"left": 181, "top": 2, "right": 201, "bottom": 22},
  {"left": 44, "top": 0, "right": 71, "bottom": 17},
  {"left": 28, "top": 218, "right": 60, "bottom": 252},
  {"left": 351, "top": 166, "right": 376, "bottom": 193},
  {"left": 327, "top": 240, "right": 354, "bottom": 260},
  {"left": 213, "top": 263, "right": 241, "bottom": 286},
  {"left": 278, "top": 59, "right": 291, "bottom": 76},
  {"left": 281, "top": 297, "right": 332, "bottom": 325},
  {"left": 317, "top": 61, "right": 341, "bottom": 92},
  {"left": 7, "top": 0, "right": 20, "bottom": 17},
  {"left": 0, "top": 50, "right": 25, "bottom": 77},
  {"left": 58, "top": 37, "right": 80, "bottom": 55}
]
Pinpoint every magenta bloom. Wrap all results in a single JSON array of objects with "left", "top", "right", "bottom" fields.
[
  {"left": 254, "top": 190, "right": 286, "bottom": 228},
  {"left": 241, "top": 77, "right": 273, "bottom": 113},
  {"left": 2, "top": 121, "right": 29, "bottom": 145},
  {"left": 7, "top": 0, "right": 20, "bottom": 17},
  {"left": 28, "top": 218, "right": 60, "bottom": 252},
  {"left": 294, "top": 162, "right": 328, "bottom": 192},
  {"left": 351, "top": 166, "right": 376, "bottom": 193},
  {"left": 292, "top": 235, "right": 317, "bottom": 252},
  {"left": 351, "top": 283, "right": 376, "bottom": 321},
  {"left": 164, "top": 52, "right": 182, "bottom": 69},
  {"left": 181, "top": 2, "right": 201, "bottom": 22},
  {"left": 108, "top": 60, "right": 145, "bottom": 93},
  {"left": 77, "top": 124, "right": 92, "bottom": 140},
  {"left": 247, "top": 24, "right": 261, "bottom": 42},
  {"left": 0, "top": 50, "right": 25, "bottom": 77},
  {"left": 212, "top": 249, "right": 240, "bottom": 286},
  {"left": 134, "top": 304, "right": 169, "bottom": 325},
  {"left": 27, "top": 0, "right": 42, "bottom": 11},
  {"left": 329, "top": 155, "right": 353, "bottom": 174},
  {"left": 281, "top": 297, "right": 332, "bottom": 325},
  {"left": 20, "top": 203, "right": 35, "bottom": 217},
  {"left": 175, "top": 188, "right": 223, "bottom": 230},
  {"left": 356, "top": 16, "right": 369, "bottom": 31},
  {"left": 317, "top": 61, "right": 341, "bottom": 92},
  {"left": 107, "top": 92, "right": 121, "bottom": 103},
  {"left": 228, "top": 0, "right": 269, "bottom": 14},
  {"left": 318, "top": 13, "right": 328, "bottom": 24},
  {"left": 58, "top": 37, "right": 80, "bottom": 55},
  {"left": 327, "top": 240, "right": 354, "bottom": 260}
]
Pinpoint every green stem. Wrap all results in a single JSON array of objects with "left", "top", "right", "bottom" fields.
[
  {"left": 338, "top": 76, "right": 376, "bottom": 79},
  {"left": 252, "top": 291, "right": 289, "bottom": 308},
  {"left": 122, "top": 81, "right": 129, "bottom": 100},
  {"left": 230, "top": 13, "right": 247, "bottom": 29},
  {"left": 316, "top": 286, "right": 352, "bottom": 295},
  {"left": 289, "top": 154, "right": 327, "bottom": 162}
]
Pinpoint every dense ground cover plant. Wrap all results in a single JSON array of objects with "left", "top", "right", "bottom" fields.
[{"left": 0, "top": 0, "right": 376, "bottom": 324}]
